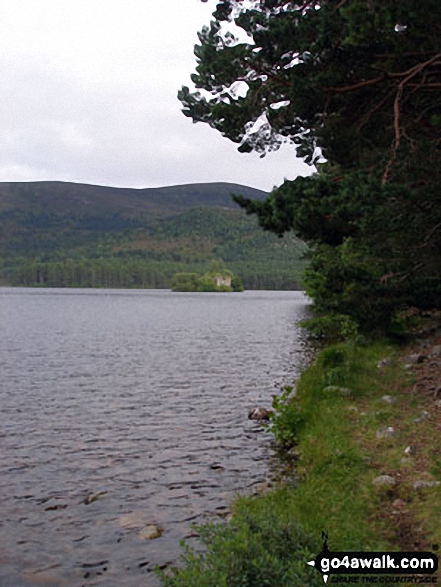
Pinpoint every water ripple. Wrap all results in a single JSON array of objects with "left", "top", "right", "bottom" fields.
[{"left": 0, "top": 288, "right": 311, "bottom": 587}]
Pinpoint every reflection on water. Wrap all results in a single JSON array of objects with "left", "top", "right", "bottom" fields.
[{"left": 0, "top": 288, "right": 310, "bottom": 587}]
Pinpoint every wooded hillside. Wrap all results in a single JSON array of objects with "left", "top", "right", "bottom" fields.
[{"left": 0, "top": 181, "right": 306, "bottom": 290}]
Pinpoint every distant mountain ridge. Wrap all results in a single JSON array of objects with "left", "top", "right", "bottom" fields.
[
  {"left": 0, "top": 180, "right": 307, "bottom": 290},
  {"left": 0, "top": 181, "right": 268, "bottom": 218}
]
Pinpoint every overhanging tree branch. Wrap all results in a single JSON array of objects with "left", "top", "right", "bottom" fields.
[{"left": 383, "top": 53, "right": 441, "bottom": 180}]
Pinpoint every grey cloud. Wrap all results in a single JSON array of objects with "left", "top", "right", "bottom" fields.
[{"left": 0, "top": 1, "right": 311, "bottom": 191}]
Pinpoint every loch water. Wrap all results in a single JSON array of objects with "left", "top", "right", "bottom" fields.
[{"left": 0, "top": 288, "right": 311, "bottom": 587}]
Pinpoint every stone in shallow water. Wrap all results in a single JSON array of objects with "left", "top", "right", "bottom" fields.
[
  {"left": 210, "top": 463, "right": 225, "bottom": 471},
  {"left": 138, "top": 525, "right": 163, "bottom": 540},
  {"left": 119, "top": 511, "right": 151, "bottom": 530},
  {"left": 248, "top": 407, "right": 272, "bottom": 421},
  {"left": 119, "top": 511, "right": 163, "bottom": 540},
  {"left": 83, "top": 491, "right": 107, "bottom": 505}
]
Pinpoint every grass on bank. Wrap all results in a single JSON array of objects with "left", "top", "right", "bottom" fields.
[{"left": 159, "top": 339, "right": 441, "bottom": 586}]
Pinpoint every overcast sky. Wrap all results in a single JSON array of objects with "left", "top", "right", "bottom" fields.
[{"left": 0, "top": 0, "right": 311, "bottom": 192}]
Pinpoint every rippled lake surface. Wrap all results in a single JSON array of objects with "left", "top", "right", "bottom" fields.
[{"left": 0, "top": 288, "right": 310, "bottom": 587}]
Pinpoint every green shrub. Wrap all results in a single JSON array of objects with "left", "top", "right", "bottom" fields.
[
  {"left": 231, "top": 275, "right": 244, "bottom": 292},
  {"left": 171, "top": 272, "right": 200, "bottom": 291},
  {"left": 197, "top": 275, "right": 218, "bottom": 291},
  {"left": 301, "top": 313, "right": 359, "bottom": 342},
  {"left": 270, "top": 386, "right": 305, "bottom": 449},
  {"left": 158, "top": 489, "right": 322, "bottom": 587}
]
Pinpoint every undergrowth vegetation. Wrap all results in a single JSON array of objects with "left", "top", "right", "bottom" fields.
[{"left": 159, "top": 490, "right": 323, "bottom": 587}]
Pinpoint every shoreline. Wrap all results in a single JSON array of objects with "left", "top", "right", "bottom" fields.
[{"left": 159, "top": 313, "right": 441, "bottom": 585}]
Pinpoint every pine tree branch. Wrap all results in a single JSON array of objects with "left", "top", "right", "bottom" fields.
[
  {"left": 326, "top": 53, "right": 441, "bottom": 96},
  {"left": 383, "top": 54, "right": 441, "bottom": 179}
]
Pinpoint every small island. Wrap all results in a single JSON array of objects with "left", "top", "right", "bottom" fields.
[{"left": 171, "top": 260, "right": 244, "bottom": 292}]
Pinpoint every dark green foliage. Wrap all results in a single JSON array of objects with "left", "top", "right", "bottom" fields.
[
  {"left": 231, "top": 274, "right": 244, "bottom": 292},
  {"left": 270, "top": 386, "right": 305, "bottom": 449},
  {"left": 301, "top": 313, "right": 360, "bottom": 343},
  {"left": 181, "top": 1, "right": 441, "bottom": 175},
  {"left": 171, "top": 273, "right": 201, "bottom": 292},
  {"left": 180, "top": 1, "right": 441, "bottom": 331},
  {"left": 238, "top": 174, "right": 441, "bottom": 330},
  {"left": 171, "top": 261, "right": 236, "bottom": 292},
  {"left": 9, "top": 257, "right": 175, "bottom": 289},
  {"left": 197, "top": 274, "right": 222, "bottom": 291},
  {"left": 158, "top": 490, "right": 322, "bottom": 587}
]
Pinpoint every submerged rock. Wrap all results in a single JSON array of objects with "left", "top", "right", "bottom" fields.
[
  {"left": 138, "top": 524, "right": 163, "bottom": 540},
  {"left": 210, "top": 463, "right": 225, "bottom": 471},
  {"left": 83, "top": 491, "right": 107, "bottom": 505}
]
